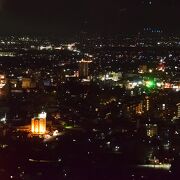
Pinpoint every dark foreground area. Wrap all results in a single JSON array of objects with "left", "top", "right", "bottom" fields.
[{"left": 0, "top": 130, "right": 179, "bottom": 180}]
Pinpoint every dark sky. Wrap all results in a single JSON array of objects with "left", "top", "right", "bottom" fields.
[{"left": 0, "top": 0, "right": 179, "bottom": 35}]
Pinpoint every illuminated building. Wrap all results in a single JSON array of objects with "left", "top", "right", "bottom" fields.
[
  {"left": 162, "top": 104, "right": 166, "bottom": 111},
  {"left": 157, "top": 63, "right": 165, "bottom": 72},
  {"left": 0, "top": 114, "right": 6, "bottom": 124},
  {"left": 67, "top": 43, "right": 76, "bottom": 51},
  {"left": 146, "top": 124, "right": 158, "bottom": 137},
  {"left": 164, "top": 83, "right": 172, "bottom": 89},
  {"left": 145, "top": 96, "right": 150, "bottom": 111},
  {"left": 138, "top": 65, "right": 147, "bottom": 73},
  {"left": 126, "top": 81, "right": 138, "bottom": 90},
  {"left": 126, "top": 101, "right": 144, "bottom": 118},
  {"left": 22, "top": 78, "right": 31, "bottom": 89},
  {"left": 9, "top": 79, "right": 18, "bottom": 88},
  {"left": 136, "top": 102, "right": 143, "bottom": 114},
  {"left": 78, "top": 59, "right": 92, "bottom": 79},
  {"left": 0, "top": 52, "right": 15, "bottom": 57},
  {"left": 101, "top": 72, "right": 122, "bottom": 82},
  {"left": 172, "top": 84, "right": 180, "bottom": 92},
  {"left": 0, "top": 74, "right": 6, "bottom": 89},
  {"left": 31, "top": 112, "right": 47, "bottom": 134},
  {"left": 177, "top": 103, "right": 180, "bottom": 118}
]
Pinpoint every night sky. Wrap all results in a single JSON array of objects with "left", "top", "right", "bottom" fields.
[{"left": 0, "top": 0, "right": 180, "bottom": 35}]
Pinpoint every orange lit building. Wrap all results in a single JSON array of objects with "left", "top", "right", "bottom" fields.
[
  {"left": 22, "top": 78, "right": 31, "bottom": 89},
  {"left": 136, "top": 103, "right": 143, "bottom": 114},
  {"left": 31, "top": 112, "right": 47, "bottom": 134},
  {"left": 0, "top": 74, "right": 6, "bottom": 89}
]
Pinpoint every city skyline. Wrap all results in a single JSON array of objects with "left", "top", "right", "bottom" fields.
[{"left": 0, "top": 1, "right": 179, "bottom": 179}]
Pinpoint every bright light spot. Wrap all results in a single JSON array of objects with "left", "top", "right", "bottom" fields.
[
  {"left": 149, "top": 69, "right": 153, "bottom": 73},
  {"left": 38, "top": 112, "right": 47, "bottom": 119},
  {"left": 53, "top": 130, "right": 59, "bottom": 136},
  {"left": 146, "top": 80, "right": 155, "bottom": 88}
]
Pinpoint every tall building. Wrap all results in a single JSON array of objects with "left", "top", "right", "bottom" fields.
[
  {"left": 125, "top": 101, "right": 144, "bottom": 118},
  {"left": 136, "top": 102, "right": 143, "bottom": 114},
  {"left": 78, "top": 59, "right": 92, "bottom": 79},
  {"left": 22, "top": 78, "right": 31, "bottom": 89},
  {"left": 31, "top": 112, "right": 47, "bottom": 134},
  {"left": 177, "top": 103, "right": 180, "bottom": 118},
  {"left": 146, "top": 124, "right": 158, "bottom": 137},
  {"left": 0, "top": 74, "right": 6, "bottom": 89},
  {"left": 138, "top": 65, "right": 147, "bottom": 74},
  {"left": 144, "top": 96, "right": 150, "bottom": 112}
]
